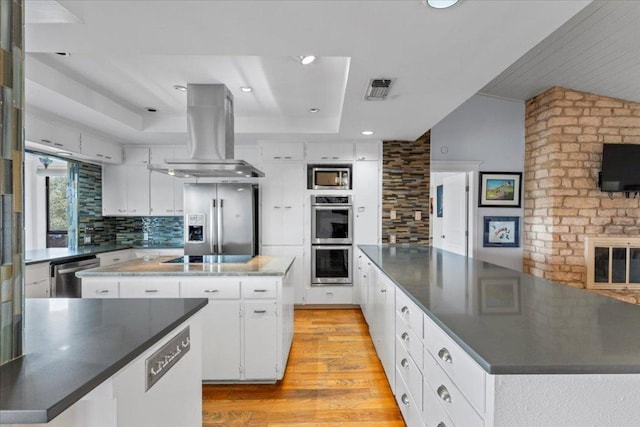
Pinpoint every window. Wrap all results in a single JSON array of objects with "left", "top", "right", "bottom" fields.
[{"left": 46, "top": 175, "right": 68, "bottom": 248}]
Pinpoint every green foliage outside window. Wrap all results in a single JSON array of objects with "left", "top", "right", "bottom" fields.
[{"left": 48, "top": 175, "right": 68, "bottom": 231}]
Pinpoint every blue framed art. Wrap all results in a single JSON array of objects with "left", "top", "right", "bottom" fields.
[{"left": 483, "top": 216, "right": 520, "bottom": 248}]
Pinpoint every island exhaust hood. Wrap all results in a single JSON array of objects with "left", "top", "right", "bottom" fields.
[{"left": 148, "top": 84, "right": 264, "bottom": 178}]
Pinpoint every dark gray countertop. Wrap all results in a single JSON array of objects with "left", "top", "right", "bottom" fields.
[
  {"left": 25, "top": 243, "right": 183, "bottom": 265},
  {"left": 0, "top": 298, "right": 207, "bottom": 424},
  {"left": 359, "top": 245, "right": 640, "bottom": 375}
]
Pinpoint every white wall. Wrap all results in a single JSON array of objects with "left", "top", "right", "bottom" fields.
[
  {"left": 24, "top": 155, "right": 47, "bottom": 251},
  {"left": 431, "top": 94, "right": 525, "bottom": 271}
]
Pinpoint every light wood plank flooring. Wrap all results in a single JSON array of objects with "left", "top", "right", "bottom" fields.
[{"left": 202, "top": 309, "right": 404, "bottom": 426}]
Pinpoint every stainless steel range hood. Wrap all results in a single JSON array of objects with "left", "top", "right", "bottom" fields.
[{"left": 148, "top": 84, "right": 264, "bottom": 178}]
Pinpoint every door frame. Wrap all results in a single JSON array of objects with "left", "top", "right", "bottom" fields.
[{"left": 430, "top": 161, "right": 481, "bottom": 258}]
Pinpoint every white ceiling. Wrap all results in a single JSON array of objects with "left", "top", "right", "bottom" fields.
[
  {"left": 24, "top": 0, "right": 592, "bottom": 147},
  {"left": 482, "top": 1, "right": 640, "bottom": 104}
]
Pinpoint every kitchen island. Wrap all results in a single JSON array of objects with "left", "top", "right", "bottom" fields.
[
  {"left": 358, "top": 245, "right": 640, "bottom": 427},
  {"left": 77, "top": 255, "right": 295, "bottom": 383},
  {"left": 0, "top": 298, "right": 206, "bottom": 426}
]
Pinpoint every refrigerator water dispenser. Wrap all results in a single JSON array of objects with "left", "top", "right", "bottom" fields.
[{"left": 187, "top": 214, "right": 205, "bottom": 243}]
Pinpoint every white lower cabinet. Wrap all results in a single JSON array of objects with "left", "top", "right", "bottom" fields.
[
  {"left": 81, "top": 272, "right": 293, "bottom": 383},
  {"left": 304, "top": 286, "right": 353, "bottom": 304},
  {"left": 97, "top": 249, "right": 135, "bottom": 267},
  {"left": 25, "top": 262, "right": 51, "bottom": 298},
  {"left": 261, "top": 245, "right": 304, "bottom": 304},
  {"left": 243, "top": 300, "right": 278, "bottom": 380}
]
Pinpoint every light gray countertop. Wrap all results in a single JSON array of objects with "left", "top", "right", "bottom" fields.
[
  {"left": 359, "top": 245, "right": 640, "bottom": 375},
  {"left": 76, "top": 255, "right": 295, "bottom": 277},
  {"left": 25, "top": 243, "right": 183, "bottom": 265}
]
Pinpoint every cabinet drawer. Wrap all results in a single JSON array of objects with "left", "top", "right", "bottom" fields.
[
  {"left": 396, "top": 336, "right": 423, "bottom": 412},
  {"left": 26, "top": 280, "right": 50, "bottom": 298},
  {"left": 180, "top": 278, "right": 241, "bottom": 299},
  {"left": 119, "top": 278, "right": 180, "bottom": 298},
  {"left": 395, "top": 367, "right": 425, "bottom": 427},
  {"left": 423, "top": 375, "right": 456, "bottom": 427},
  {"left": 25, "top": 262, "right": 50, "bottom": 285},
  {"left": 396, "top": 290, "right": 424, "bottom": 340},
  {"left": 82, "top": 279, "right": 119, "bottom": 298},
  {"left": 241, "top": 278, "right": 278, "bottom": 299},
  {"left": 423, "top": 350, "right": 483, "bottom": 427},
  {"left": 98, "top": 249, "right": 133, "bottom": 267},
  {"left": 305, "top": 286, "right": 353, "bottom": 304},
  {"left": 396, "top": 312, "right": 423, "bottom": 371},
  {"left": 423, "top": 314, "right": 485, "bottom": 413}
]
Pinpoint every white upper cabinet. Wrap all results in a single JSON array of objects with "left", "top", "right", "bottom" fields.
[
  {"left": 353, "top": 160, "right": 380, "bottom": 244},
  {"left": 124, "top": 146, "right": 150, "bottom": 165},
  {"left": 149, "top": 147, "right": 175, "bottom": 166},
  {"left": 260, "top": 142, "right": 305, "bottom": 161},
  {"left": 260, "top": 162, "right": 304, "bottom": 245},
  {"left": 80, "top": 133, "right": 123, "bottom": 164},
  {"left": 149, "top": 171, "right": 176, "bottom": 216},
  {"left": 25, "top": 115, "right": 81, "bottom": 153},
  {"left": 355, "top": 142, "right": 381, "bottom": 161},
  {"left": 306, "top": 142, "right": 354, "bottom": 161}
]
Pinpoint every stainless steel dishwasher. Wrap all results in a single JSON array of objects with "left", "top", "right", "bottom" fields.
[{"left": 50, "top": 255, "right": 101, "bottom": 298}]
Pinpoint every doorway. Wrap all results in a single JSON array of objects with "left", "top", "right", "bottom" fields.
[{"left": 430, "top": 161, "right": 480, "bottom": 258}]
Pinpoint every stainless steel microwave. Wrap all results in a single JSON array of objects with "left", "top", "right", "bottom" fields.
[{"left": 309, "top": 166, "right": 351, "bottom": 190}]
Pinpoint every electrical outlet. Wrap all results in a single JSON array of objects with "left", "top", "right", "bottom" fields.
[
  {"left": 84, "top": 236, "right": 91, "bottom": 244},
  {"left": 390, "top": 210, "right": 396, "bottom": 220},
  {"left": 390, "top": 234, "right": 396, "bottom": 244},
  {"left": 415, "top": 211, "right": 422, "bottom": 221}
]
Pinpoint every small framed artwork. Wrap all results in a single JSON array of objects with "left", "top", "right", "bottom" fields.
[
  {"left": 436, "top": 185, "right": 443, "bottom": 217},
  {"left": 479, "top": 278, "right": 520, "bottom": 314},
  {"left": 479, "top": 172, "right": 522, "bottom": 207},
  {"left": 483, "top": 216, "right": 520, "bottom": 248}
]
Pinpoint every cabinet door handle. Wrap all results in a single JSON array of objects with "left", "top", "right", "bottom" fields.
[
  {"left": 401, "top": 394, "right": 410, "bottom": 406},
  {"left": 331, "top": 156, "right": 339, "bottom": 160},
  {"left": 273, "top": 156, "right": 282, "bottom": 159},
  {"left": 437, "top": 423, "right": 447, "bottom": 427},
  {"left": 41, "top": 139, "right": 52, "bottom": 144},
  {"left": 204, "top": 289, "right": 219, "bottom": 293},
  {"left": 130, "top": 209, "right": 137, "bottom": 213},
  {"left": 113, "top": 258, "right": 120, "bottom": 262},
  {"left": 118, "top": 209, "right": 126, "bottom": 213},
  {"left": 145, "top": 289, "right": 158, "bottom": 293},
  {"left": 253, "top": 289, "right": 268, "bottom": 293},
  {"left": 380, "top": 289, "right": 386, "bottom": 293},
  {"left": 401, "top": 332, "right": 410, "bottom": 341},
  {"left": 401, "top": 306, "right": 409, "bottom": 314},
  {"left": 274, "top": 206, "right": 281, "bottom": 209},
  {"left": 253, "top": 310, "right": 267, "bottom": 314},
  {"left": 53, "top": 142, "right": 64, "bottom": 147},
  {"left": 284, "top": 156, "right": 292, "bottom": 159},
  {"left": 357, "top": 156, "right": 366, "bottom": 161},
  {"left": 438, "top": 348, "right": 453, "bottom": 364},
  {"left": 321, "top": 156, "right": 329, "bottom": 159},
  {"left": 400, "top": 358, "right": 409, "bottom": 369},
  {"left": 95, "top": 289, "right": 110, "bottom": 294},
  {"left": 437, "top": 385, "right": 452, "bottom": 403}
]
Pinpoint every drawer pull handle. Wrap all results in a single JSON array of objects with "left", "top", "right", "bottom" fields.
[
  {"left": 204, "top": 289, "right": 219, "bottom": 293},
  {"left": 253, "top": 289, "right": 268, "bottom": 293},
  {"left": 380, "top": 289, "right": 386, "bottom": 293},
  {"left": 438, "top": 348, "right": 453, "bottom": 364},
  {"left": 401, "top": 394, "right": 410, "bottom": 406},
  {"left": 401, "top": 306, "right": 409, "bottom": 314},
  {"left": 400, "top": 358, "right": 409, "bottom": 369},
  {"left": 145, "top": 289, "right": 158, "bottom": 293},
  {"left": 96, "top": 289, "right": 110, "bottom": 294},
  {"left": 113, "top": 258, "right": 121, "bottom": 261},
  {"left": 254, "top": 310, "right": 267, "bottom": 314},
  {"left": 437, "top": 385, "right": 452, "bottom": 403},
  {"left": 437, "top": 423, "right": 447, "bottom": 427},
  {"left": 401, "top": 332, "right": 410, "bottom": 342}
]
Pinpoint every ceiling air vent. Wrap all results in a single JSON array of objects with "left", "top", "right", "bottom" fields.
[{"left": 365, "top": 78, "right": 394, "bottom": 101}]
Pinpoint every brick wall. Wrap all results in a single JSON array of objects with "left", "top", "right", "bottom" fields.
[
  {"left": 524, "top": 87, "right": 640, "bottom": 288},
  {"left": 382, "top": 131, "right": 431, "bottom": 244}
]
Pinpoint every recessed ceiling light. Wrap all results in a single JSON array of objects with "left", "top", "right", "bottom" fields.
[
  {"left": 145, "top": 107, "right": 157, "bottom": 112},
  {"left": 361, "top": 130, "right": 375, "bottom": 136},
  {"left": 55, "top": 52, "right": 70, "bottom": 56},
  {"left": 424, "top": 0, "right": 461, "bottom": 9},
  {"left": 300, "top": 55, "right": 316, "bottom": 65},
  {"left": 240, "top": 86, "right": 253, "bottom": 93},
  {"left": 173, "top": 85, "right": 187, "bottom": 91},
  {"left": 309, "top": 108, "right": 319, "bottom": 113}
]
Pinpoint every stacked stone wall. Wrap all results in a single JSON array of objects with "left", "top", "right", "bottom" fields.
[{"left": 524, "top": 87, "right": 640, "bottom": 288}]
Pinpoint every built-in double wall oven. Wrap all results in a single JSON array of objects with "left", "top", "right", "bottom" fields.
[{"left": 311, "top": 195, "right": 353, "bottom": 285}]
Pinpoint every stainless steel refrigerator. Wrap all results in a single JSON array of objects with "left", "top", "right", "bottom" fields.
[{"left": 183, "top": 183, "right": 258, "bottom": 256}]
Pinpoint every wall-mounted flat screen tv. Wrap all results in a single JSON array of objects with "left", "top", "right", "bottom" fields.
[{"left": 600, "top": 143, "right": 640, "bottom": 192}]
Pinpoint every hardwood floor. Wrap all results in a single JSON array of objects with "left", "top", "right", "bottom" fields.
[{"left": 202, "top": 309, "right": 404, "bottom": 427}]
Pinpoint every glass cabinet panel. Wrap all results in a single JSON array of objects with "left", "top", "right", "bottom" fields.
[
  {"left": 612, "top": 247, "right": 627, "bottom": 283},
  {"left": 594, "top": 247, "right": 609, "bottom": 283},
  {"left": 630, "top": 248, "right": 640, "bottom": 284}
]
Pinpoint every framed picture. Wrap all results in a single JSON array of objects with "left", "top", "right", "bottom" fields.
[
  {"left": 436, "top": 185, "right": 443, "bottom": 217},
  {"left": 483, "top": 216, "right": 520, "bottom": 247},
  {"left": 479, "top": 172, "right": 522, "bottom": 207},
  {"left": 479, "top": 278, "right": 520, "bottom": 314}
]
